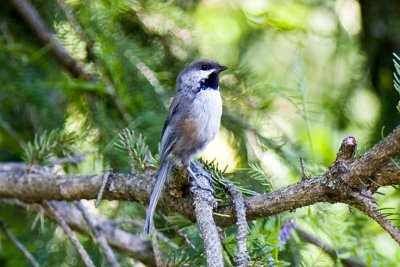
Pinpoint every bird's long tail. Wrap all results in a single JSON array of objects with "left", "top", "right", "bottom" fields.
[{"left": 144, "top": 159, "right": 173, "bottom": 234}]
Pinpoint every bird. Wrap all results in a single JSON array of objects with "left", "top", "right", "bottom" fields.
[{"left": 144, "top": 59, "right": 227, "bottom": 234}]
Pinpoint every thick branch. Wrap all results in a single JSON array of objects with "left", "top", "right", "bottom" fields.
[
  {"left": 345, "top": 125, "right": 400, "bottom": 187},
  {"left": 375, "top": 162, "right": 400, "bottom": 187},
  {"left": 1, "top": 161, "right": 399, "bottom": 228},
  {"left": 0, "top": 162, "right": 335, "bottom": 229},
  {"left": 1, "top": 124, "right": 400, "bottom": 248}
]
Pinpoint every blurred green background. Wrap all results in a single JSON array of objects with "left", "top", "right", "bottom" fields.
[{"left": 0, "top": 0, "right": 400, "bottom": 266}]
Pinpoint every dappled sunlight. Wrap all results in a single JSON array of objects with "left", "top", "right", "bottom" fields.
[{"left": 200, "top": 128, "right": 238, "bottom": 172}]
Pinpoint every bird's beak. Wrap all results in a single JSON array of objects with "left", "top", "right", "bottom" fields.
[{"left": 216, "top": 65, "right": 228, "bottom": 73}]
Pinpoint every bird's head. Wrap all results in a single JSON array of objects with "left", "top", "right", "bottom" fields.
[{"left": 177, "top": 59, "right": 227, "bottom": 92}]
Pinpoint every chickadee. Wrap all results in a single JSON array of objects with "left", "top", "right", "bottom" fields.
[{"left": 144, "top": 59, "right": 227, "bottom": 234}]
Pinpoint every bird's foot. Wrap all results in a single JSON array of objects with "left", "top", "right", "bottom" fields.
[{"left": 186, "top": 164, "right": 214, "bottom": 195}]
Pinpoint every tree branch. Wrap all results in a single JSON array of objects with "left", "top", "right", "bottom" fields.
[
  {"left": 348, "top": 192, "right": 400, "bottom": 244},
  {"left": 225, "top": 179, "right": 249, "bottom": 267},
  {"left": 345, "top": 125, "right": 400, "bottom": 188},
  {"left": 1, "top": 124, "right": 400, "bottom": 247},
  {"left": 191, "top": 163, "right": 223, "bottom": 267},
  {"left": 0, "top": 160, "right": 399, "bottom": 226}
]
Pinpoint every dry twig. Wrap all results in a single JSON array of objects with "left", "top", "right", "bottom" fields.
[
  {"left": 299, "top": 157, "right": 309, "bottom": 180},
  {"left": 95, "top": 168, "right": 112, "bottom": 208}
]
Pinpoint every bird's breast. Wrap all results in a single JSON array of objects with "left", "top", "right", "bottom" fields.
[
  {"left": 192, "top": 89, "right": 222, "bottom": 136},
  {"left": 177, "top": 89, "right": 222, "bottom": 157}
]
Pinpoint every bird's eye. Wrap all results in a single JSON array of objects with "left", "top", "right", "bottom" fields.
[{"left": 201, "top": 64, "right": 208, "bottom": 70}]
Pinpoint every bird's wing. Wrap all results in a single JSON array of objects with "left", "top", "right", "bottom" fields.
[
  {"left": 161, "top": 96, "right": 180, "bottom": 137},
  {"left": 159, "top": 96, "right": 182, "bottom": 160}
]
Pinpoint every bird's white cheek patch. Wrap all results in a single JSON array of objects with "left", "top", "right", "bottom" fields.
[
  {"left": 181, "top": 70, "right": 215, "bottom": 87},
  {"left": 199, "top": 70, "right": 215, "bottom": 80}
]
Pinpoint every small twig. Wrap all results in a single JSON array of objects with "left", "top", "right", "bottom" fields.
[
  {"left": 150, "top": 228, "right": 165, "bottom": 267},
  {"left": 0, "top": 221, "right": 40, "bottom": 267},
  {"left": 295, "top": 227, "right": 365, "bottom": 267},
  {"left": 43, "top": 200, "right": 95, "bottom": 267},
  {"left": 224, "top": 180, "right": 249, "bottom": 267},
  {"left": 75, "top": 201, "right": 121, "bottom": 267},
  {"left": 95, "top": 168, "right": 112, "bottom": 208},
  {"left": 299, "top": 157, "right": 309, "bottom": 180},
  {"left": 175, "top": 229, "right": 195, "bottom": 249},
  {"left": 190, "top": 162, "right": 224, "bottom": 267},
  {"left": 50, "top": 153, "right": 86, "bottom": 166},
  {"left": 350, "top": 192, "right": 400, "bottom": 245},
  {"left": 122, "top": 129, "right": 136, "bottom": 174}
]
